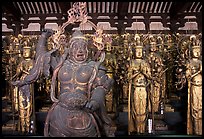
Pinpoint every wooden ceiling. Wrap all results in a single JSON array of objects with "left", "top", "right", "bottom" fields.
[{"left": 2, "top": 2, "right": 202, "bottom": 35}]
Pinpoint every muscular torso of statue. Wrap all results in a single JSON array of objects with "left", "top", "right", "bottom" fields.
[
  {"left": 58, "top": 60, "right": 93, "bottom": 106},
  {"left": 47, "top": 60, "right": 104, "bottom": 137}
]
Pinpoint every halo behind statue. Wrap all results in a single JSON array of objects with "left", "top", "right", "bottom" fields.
[{"left": 52, "top": 2, "right": 105, "bottom": 53}]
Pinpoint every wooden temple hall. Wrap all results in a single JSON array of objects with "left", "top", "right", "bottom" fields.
[{"left": 2, "top": 1, "right": 202, "bottom": 137}]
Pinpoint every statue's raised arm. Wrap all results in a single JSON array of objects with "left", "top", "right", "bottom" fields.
[{"left": 11, "top": 29, "right": 56, "bottom": 87}]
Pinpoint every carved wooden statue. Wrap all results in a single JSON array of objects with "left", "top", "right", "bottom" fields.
[
  {"left": 12, "top": 29, "right": 116, "bottom": 137},
  {"left": 11, "top": 3, "right": 115, "bottom": 136}
]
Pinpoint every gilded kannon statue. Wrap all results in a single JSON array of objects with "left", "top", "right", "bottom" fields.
[
  {"left": 121, "top": 33, "right": 131, "bottom": 103},
  {"left": 128, "top": 34, "right": 151, "bottom": 134},
  {"left": 103, "top": 40, "right": 118, "bottom": 118},
  {"left": 186, "top": 35, "right": 202, "bottom": 135},
  {"left": 146, "top": 35, "right": 164, "bottom": 113},
  {"left": 11, "top": 38, "right": 35, "bottom": 134}
]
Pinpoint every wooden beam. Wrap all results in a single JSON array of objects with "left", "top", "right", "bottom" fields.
[
  {"left": 3, "top": 30, "right": 200, "bottom": 36},
  {"left": 169, "top": 2, "right": 192, "bottom": 33},
  {"left": 2, "top": 2, "right": 21, "bottom": 22},
  {"left": 117, "top": 2, "right": 129, "bottom": 34},
  {"left": 196, "top": 13, "right": 202, "bottom": 32},
  {"left": 57, "top": 2, "right": 71, "bottom": 20},
  {"left": 117, "top": 2, "right": 129, "bottom": 19},
  {"left": 169, "top": 2, "right": 192, "bottom": 20}
]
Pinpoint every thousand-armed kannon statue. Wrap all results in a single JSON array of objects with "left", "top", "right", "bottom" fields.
[{"left": 11, "top": 2, "right": 116, "bottom": 137}]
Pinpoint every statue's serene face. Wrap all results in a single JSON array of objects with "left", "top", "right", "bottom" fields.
[
  {"left": 135, "top": 48, "right": 143, "bottom": 58},
  {"left": 23, "top": 48, "right": 31, "bottom": 58},
  {"left": 192, "top": 47, "right": 201, "bottom": 58},
  {"left": 70, "top": 39, "right": 88, "bottom": 63},
  {"left": 150, "top": 44, "right": 157, "bottom": 52}
]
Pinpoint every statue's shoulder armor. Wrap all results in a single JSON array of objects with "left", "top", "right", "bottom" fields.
[
  {"left": 87, "top": 61, "right": 107, "bottom": 73},
  {"left": 98, "top": 62, "right": 106, "bottom": 70}
]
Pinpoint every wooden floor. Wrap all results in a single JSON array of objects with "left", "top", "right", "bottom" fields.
[{"left": 1, "top": 96, "right": 201, "bottom": 137}]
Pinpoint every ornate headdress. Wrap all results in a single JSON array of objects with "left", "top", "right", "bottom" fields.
[
  {"left": 22, "top": 38, "right": 32, "bottom": 49},
  {"left": 134, "top": 34, "right": 140, "bottom": 40},
  {"left": 134, "top": 34, "right": 143, "bottom": 49},
  {"left": 51, "top": 2, "right": 108, "bottom": 52},
  {"left": 190, "top": 35, "right": 201, "bottom": 49},
  {"left": 69, "top": 30, "right": 88, "bottom": 48}
]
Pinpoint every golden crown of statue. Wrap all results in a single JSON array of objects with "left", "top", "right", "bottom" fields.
[
  {"left": 134, "top": 34, "right": 140, "bottom": 40},
  {"left": 191, "top": 44, "right": 201, "bottom": 49},
  {"left": 135, "top": 45, "right": 143, "bottom": 49},
  {"left": 157, "top": 36, "right": 163, "bottom": 41},
  {"left": 21, "top": 37, "right": 31, "bottom": 49},
  {"left": 134, "top": 34, "right": 143, "bottom": 49},
  {"left": 190, "top": 35, "right": 196, "bottom": 41},
  {"left": 190, "top": 35, "right": 201, "bottom": 49}
]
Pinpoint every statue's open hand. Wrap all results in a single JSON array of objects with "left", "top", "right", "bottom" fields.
[
  {"left": 85, "top": 100, "right": 99, "bottom": 112},
  {"left": 10, "top": 80, "right": 24, "bottom": 87}
]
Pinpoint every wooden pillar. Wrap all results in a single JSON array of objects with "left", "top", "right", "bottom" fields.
[
  {"left": 117, "top": 20, "right": 126, "bottom": 35},
  {"left": 40, "top": 16, "right": 46, "bottom": 31},
  {"left": 144, "top": 14, "right": 150, "bottom": 34},
  {"left": 196, "top": 13, "right": 202, "bottom": 33},
  {"left": 12, "top": 21, "right": 21, "bottom": 37}
]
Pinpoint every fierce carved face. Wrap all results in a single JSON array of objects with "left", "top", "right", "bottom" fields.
[{"left": 69, "top": 39, "right": 88, "bottom": 63}]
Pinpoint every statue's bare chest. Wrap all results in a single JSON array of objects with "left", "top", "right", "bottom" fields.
[{"left": 58, "top": 62, "right": 93, "bottom": 84}]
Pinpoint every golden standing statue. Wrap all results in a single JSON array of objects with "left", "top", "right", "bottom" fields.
[
  {"left": 128, "top": 34, "right": 151, "bottom": 134},
  {"left": 121, "top": 33, "right": 131, "bottom": 103},
  {"left": 147, "top": 35, "right": 164, "bottom": 113},
  {"left": 12, "top": 38, "right": 35, "bottom": 134},
  {"left": 12, "top": 35, "right": 24, "bottom": 112},
  {"left": 103, "top": 41, "right": 118, "bottom": 118},
  {"left": 186, "top": 35, "right": 202, "bottom": 135}
]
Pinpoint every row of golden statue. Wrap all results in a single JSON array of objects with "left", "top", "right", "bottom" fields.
[
  {"left": 2, "top": 31, "right": 202, "bottom": 136},
  {"left": 1, "top": 2, "right": 202, "bottom": 137}
]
